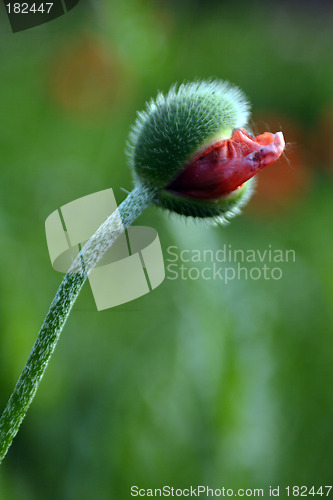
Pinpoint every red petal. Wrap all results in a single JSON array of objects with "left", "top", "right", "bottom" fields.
[{"left": 167, "top": 128, "right": 285, "bottom": 199}]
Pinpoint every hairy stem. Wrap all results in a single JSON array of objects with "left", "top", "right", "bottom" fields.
[{"left": 0, "top": 183, "right": 156, "bottom": 463}]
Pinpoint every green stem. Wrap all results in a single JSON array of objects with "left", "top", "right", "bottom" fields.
[{"left": 0, "top": 183, "right": 156, "bottom": 463}]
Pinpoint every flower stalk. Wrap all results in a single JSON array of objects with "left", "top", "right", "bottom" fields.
[{"left": 0, "top": 183, "right": 156, "bottom": 463}]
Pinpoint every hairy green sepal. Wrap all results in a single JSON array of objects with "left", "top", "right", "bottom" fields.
[
  {"left": 155, "top": 179, "right": 255, "bottom": 224},
  {"left": 127, "top": 80, "right": 250, "bottom": 188}
]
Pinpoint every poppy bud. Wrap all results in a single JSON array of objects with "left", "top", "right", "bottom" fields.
[{"left": 127, "top": 80, "right": 285, "bottom": 223}]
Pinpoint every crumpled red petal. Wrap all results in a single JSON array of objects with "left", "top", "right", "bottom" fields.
[{"left": 167, "top": 128, "right": 285, "bottom": 199}]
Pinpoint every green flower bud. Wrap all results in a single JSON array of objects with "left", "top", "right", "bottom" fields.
[{"left": 127, "top": 80, "right": 285, "bottom": 224}]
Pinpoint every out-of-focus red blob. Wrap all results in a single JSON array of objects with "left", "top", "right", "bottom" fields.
[
  {"left": 308, "top": 104, "right": 333, "bottom": 175},
  {"left": 48, "top": 35, "right": 129, "bottom": 116},
  {"left": 247, "top": 113, "right": 312, "bottom": 215},
  {"left": 167, "top": 128, "right": 285, "bottom": 199}
]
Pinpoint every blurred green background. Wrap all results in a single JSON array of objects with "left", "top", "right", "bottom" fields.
[{"left": 0, "top": 0, "right": 333, "bottom": 498}]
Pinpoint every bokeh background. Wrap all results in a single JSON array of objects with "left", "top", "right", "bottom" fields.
[{"left": 0, "top": 0, "right": 333, "bottom": 498}]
